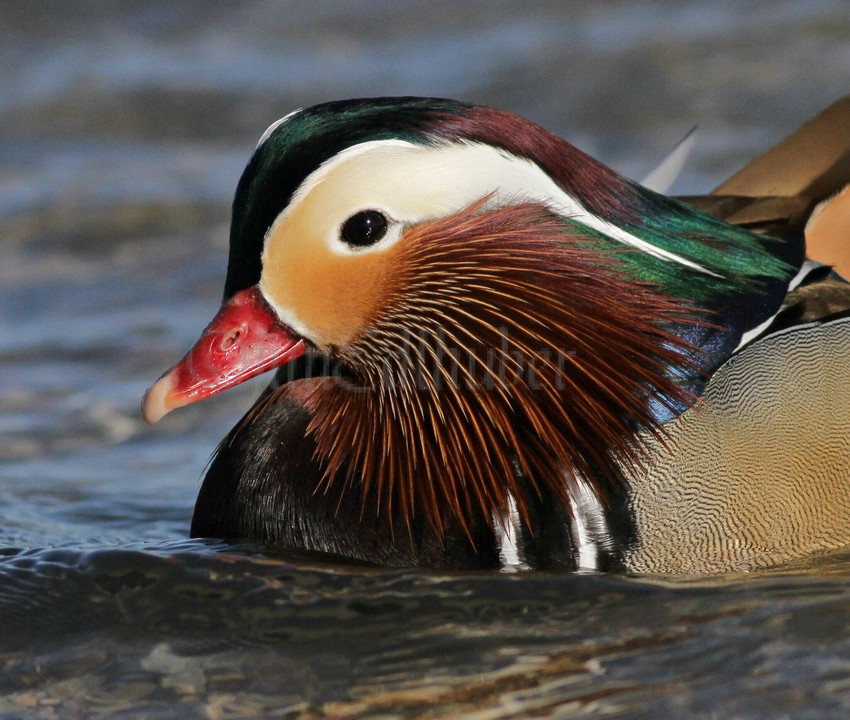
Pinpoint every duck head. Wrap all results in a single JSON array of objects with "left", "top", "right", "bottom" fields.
[{"left": 143, "top": 97, "right": 799, "bottom": 539}]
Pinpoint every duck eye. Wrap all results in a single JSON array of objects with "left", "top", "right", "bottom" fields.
[{"left": 341, "top": 210, "right": 388, "bottom": 248}]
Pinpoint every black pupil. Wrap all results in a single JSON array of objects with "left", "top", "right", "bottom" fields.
[{"left": 341, "top": 210, "right": 388, "bottom": 247}]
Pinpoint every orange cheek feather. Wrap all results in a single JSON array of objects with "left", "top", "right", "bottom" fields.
[{"left": 262, "top": 221, "right": 395, "bottom": 349}]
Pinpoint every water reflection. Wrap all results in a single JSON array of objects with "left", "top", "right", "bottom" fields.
[{"left": 2, "top": 543, "right": 850, "bottom": 717}]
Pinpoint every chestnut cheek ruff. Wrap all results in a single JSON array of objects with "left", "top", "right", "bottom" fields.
[{"left": 293, "top": 202, "right": 704, "bottom": 541}]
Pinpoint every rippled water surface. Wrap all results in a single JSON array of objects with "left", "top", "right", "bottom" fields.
[{"left": 3, "top": 1, "right": 850, "bottom": 717}]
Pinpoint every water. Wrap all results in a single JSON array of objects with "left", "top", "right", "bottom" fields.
[
  {"left": 4, "top": 547, "right": 850, "bottom": 719},
  {"left": 2, "top": 1, "right": 850, "bottom": 717}
]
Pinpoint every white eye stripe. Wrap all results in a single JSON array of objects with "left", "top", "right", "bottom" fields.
[
  {"left": 270, "top": 139, "right": 712, "bottom": 275},
  {"left": 285, "top": 139, "right": 419, "bottom": 217}
]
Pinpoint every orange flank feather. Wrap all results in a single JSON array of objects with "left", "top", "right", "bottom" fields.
[
  {"left": 711, "top": 95, "right": 850, "bottom": 278},
  {"left": 285, "top": 202, "right": 704, "bottom": 541},
  {"left": 806, "top": 185, "right": 850, "bottom": 279}
]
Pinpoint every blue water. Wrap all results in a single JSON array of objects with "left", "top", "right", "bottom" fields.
[{"left": 2, "top": 1, "right": 850, "bottom": 717}]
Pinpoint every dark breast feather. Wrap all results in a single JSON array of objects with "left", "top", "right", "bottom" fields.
[{"left": 192, "top": 378, "right": 505, "bottom": 568}]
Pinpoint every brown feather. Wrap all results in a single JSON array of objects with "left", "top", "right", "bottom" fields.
[{"left": 296, "top": 202, "right": 704, "bottom": 541}]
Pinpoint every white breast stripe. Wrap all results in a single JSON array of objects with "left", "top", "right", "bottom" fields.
[
  {"left": 493, "top": 493, "right": 529, "bottom": 572},
  {"left": 568, "top": 475, "right": 614, "bottom": 571},
  {"left": 788, "top": 259, "right": 820, "bottom": 292},
  {"left": 734, "top": 309, "right": 785, "bottom": 354},
  {"left": 734, "top": 260, "right": 822, "bottom": 353},
  {"left": 570, "top": 499, "right": 596, "bottom": 570}
]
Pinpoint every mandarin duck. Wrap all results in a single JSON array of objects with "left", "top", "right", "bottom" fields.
[{"left": 143, "top": 96, "right": 850, "bottom": 574}]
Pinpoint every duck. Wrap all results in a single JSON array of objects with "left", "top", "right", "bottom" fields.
[{"left": 142, "top": 96, "right": 850, "bottom": 574}]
